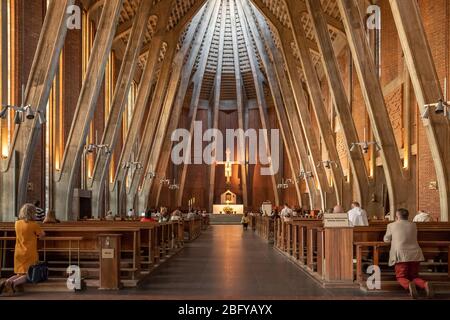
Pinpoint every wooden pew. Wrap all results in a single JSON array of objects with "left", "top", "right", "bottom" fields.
[
  {"left": 259, "top": 219, "right": 450, "bottom": 291},
  {"left": 184, "top": 217, "right": 202, "bottom": 241},
  {"left": 0, "top": 220, "right": 188, "bottom": 289},
  {"left": 254, "top": 215, "right": 275, "bottom": 243}
]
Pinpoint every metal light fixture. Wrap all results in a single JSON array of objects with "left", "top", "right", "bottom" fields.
[
  {"left": 0, "top": 105, "right": 8, "bottom": 119},
  {"left": 168, "top": 179, "right": 180, "bottom": 190},
  {"left": 297, "top": 170, "right": 314, "bottom": 182},
  {"left": 317, "top": 160, "right": 339, "bottom": 169},
  {"left": 122, "top": 161, "right": 143, "bottom": 170},
  {"left": 350, "top": 141, "right": 381, "bottom": 154},
  {"left": 423, "top": 99, "right": 450, "bottom": 120},
  {"left": 85, "top": 143, "right": 111, "bottom": 155},
  {"left": 277, "top": 178, "right": 293, "bottom": 190},
  {"left": 144, "top": 171, "right": 157, "bottom": 180},
  {"left": 1, "top": 86, "right": 44, "bottom": 125},
  {"left": 14, "top": 111, "right": 23, "bottom": 125},
  {"left": 160, "top": 178, "right": 170, "bottom": 186}
]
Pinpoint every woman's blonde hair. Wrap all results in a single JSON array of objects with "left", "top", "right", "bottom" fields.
[{"left": 18, "top": 203, "right": 36, "bottom": 222}]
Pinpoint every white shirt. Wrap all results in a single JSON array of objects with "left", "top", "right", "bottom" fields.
[
  {"left": 413, "top": 212, "right": 432, "bottom": 222},
  {"left": 280, "top": 207, "right": 293, "bottom": 220},
  {"left": 348, "top": 207, "right": 369, "bottom": 227},
  {"left": 127, "top": 210, "right": 135, "bottom": 218}
]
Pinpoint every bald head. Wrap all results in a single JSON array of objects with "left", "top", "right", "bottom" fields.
[{"left": 333, "top": 205, "right": 345, "bottom": 213}]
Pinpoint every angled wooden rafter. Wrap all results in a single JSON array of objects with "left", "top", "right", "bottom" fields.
[
  {"left": 230, "top": 0, "right": 249, "bottom": 208},
  {"left": 54, "top": 0, "right": 124, "bottom": 220},
  {"left": 243, "top": 1, "right": 306, "bottom": 208},
  {"left": 109, "top": 2, "right": 175, "bottom": 215},
  {"left": 174, "top": 0, "right": 222, "bottom": 208},
  {"left": 236, "top": 0, "right": 282, "bottom": 207},
  {"left": 88, "top": 0, "right": 154, "bottom": 218},
  {"left": 3, "top": 0, "right": 74, "bottom": 220},
  {"left": 389, "top": 0, "right": 450, "bottom": 221},
  {"left": 137, "top": 0, "right": 218, "bottom": 212},
  {"left": 305, "top": 0, "right": 370, "bottom": 208},
  {"left": 337, "top": 0, "right": 409, "bottom": 215},
  {"left": 284, "top": 0, "right": 345, "bottom": 205},
  {"left": 208, "top": 2, "right": 227, "bottom": 212}
]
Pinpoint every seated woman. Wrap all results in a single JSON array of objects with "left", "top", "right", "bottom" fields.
[{"left": 1, "top": 204, "right": 45, "bottom": 296}]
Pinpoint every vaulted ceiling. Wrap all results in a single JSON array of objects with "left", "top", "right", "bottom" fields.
[{"left": 84, "top": 0, "right": 348, "bottom": 105}]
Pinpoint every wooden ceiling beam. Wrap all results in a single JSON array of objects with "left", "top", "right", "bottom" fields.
[
  {"left": 306, "top": 0, "right": 371, "bottom": 208},
  {"left": 244, "top": 1, "right": 323, "bottom": 209},
  {"left": 174, "top": 0, "right": 223, "bottom": 208},
  {"left": 337, "top": 0, "right": 409, "bottom": 215},
  {"left": 230, "top": 0, "right": 249, "bottom": 208},
  {"left": 284, "top": 0, "right": 344, "bottom": 205},
  {"left": 136, "top": 0, "right": 217, "bottom": 211},
  {"left": 109, "top": 3, "right": 175, "bottom": 215},
  {"left": 8, "top": 0, "right": 75, "bottom": 219},
  {"left": 237, "top": 0, "right": 285, "bottom": 207},
  {"left": 89, "top": 0, "right": 154, "bottom": 218},
  {"left": 208, "top": 0, "right": 227, "bottom": 212},
  {"left": 54, "top": 0, "right": 124, "bottom": 219},
  {"left": 389, "top": 0, "right": 450, "bottom": 221}
]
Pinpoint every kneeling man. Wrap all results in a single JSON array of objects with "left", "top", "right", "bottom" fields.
[{"left": 384, "top": 208, "right": 433, "bottom": 298}]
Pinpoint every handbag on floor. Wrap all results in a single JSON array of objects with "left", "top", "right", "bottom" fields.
[{"left": 27, "top": 262, "right": 48, "bottom": 284}]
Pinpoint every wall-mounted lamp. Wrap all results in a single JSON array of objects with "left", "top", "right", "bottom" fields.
[
  {"left": 317, "top": 160, "right": 339, "bottom": 169},
  {"left": 350, "top": 141, "right": 381, "bottom": 154},
  {"left": 1, "top": 104, "right": 46, "bottom": 126},
  {"left": 1, "top": 85, "right": 46, "bottom": 126},
  {"left": 85, "top": 143, "right": 111, "bottom": 155},
  {"left": 277, "top": 178, "right": 294, "bottom": 190},
  {"left": 422, "top": 99, "right": 450, "bottom": 120},
  {"left": 160, "top": 178, "right": 170, "bottom": 186},
  {"left": 297, "top": 170, "right": 314, "bottom": 182},
  {"left": 144, "top": 171, "right": 157, "bottom": 180},
  {"left": 122, "top": 161, "right": 143, "bottom": 170},
  {"left": 168, "top": 179, "right": 180, "bottom": 191}
]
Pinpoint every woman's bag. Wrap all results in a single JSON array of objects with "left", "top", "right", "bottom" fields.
[{"left": 27, "top": 262, "right": 48, "bottom": 284}]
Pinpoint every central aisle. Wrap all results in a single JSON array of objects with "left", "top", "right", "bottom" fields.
[{"left": 136, "top": 225, "right": 361, "bottom": 299}]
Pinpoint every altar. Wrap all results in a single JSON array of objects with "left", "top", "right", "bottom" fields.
[
  {"left": 213, "top": 190, "right": 244, "bottom": 214},
  {"left": 212, "top": 204, "right": 244, "bottom": 215}
]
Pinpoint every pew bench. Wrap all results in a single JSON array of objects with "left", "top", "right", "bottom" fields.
[
  {"left": 355, "top": 241, "right": 450, "bottom": 285},
  {"left": 257, "top": 219, "right": 450, "bottom": 293},
  {"left": 0, "top": 220, "right": 190, "bottom": 290}
]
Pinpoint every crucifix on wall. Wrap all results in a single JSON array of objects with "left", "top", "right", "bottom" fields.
[{"left": 225, "top": 148, "right": 233, "bottom": 185}]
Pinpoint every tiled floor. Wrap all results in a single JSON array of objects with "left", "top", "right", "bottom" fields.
[{"left": 3, "top": 225, "right": 434, "bottom": 300}]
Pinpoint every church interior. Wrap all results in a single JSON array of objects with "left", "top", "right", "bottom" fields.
[{"left": 0, "top": 0, "right": 450, "bottom": 302}]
